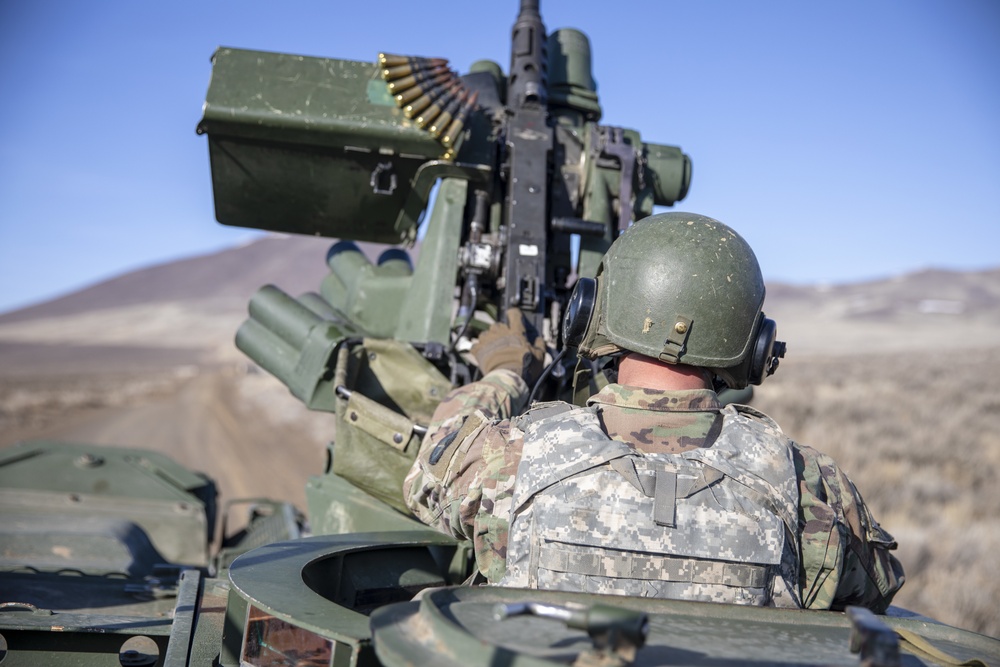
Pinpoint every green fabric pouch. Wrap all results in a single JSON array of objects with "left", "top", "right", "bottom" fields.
[{"left": 332, "top": 338, "right": 451, "bottom": 513}]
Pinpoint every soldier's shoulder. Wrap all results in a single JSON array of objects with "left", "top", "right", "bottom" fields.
[
  {"left": 515, "top": 400, "right": 575, "bottom": 425},
  {"left": 724, "top": 402, "right": 783, "bottom": 432},
  {"left": 514, "top": 400, "right": 603, "bottom": 433}
]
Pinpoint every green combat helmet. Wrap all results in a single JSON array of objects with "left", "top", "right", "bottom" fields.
[{"left": 565, "top": 212, "right": 786, "bottom": 388}]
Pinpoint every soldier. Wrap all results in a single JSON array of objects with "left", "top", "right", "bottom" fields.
[{"left": 404, "top": 212, "right": 904, "bottom": 612}]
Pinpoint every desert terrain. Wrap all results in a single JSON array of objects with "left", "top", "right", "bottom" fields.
[
  {"left": 1, "top": 235, "right": 998, "bottom": 637},
  {"left": 0, "top": 235, "right": 338, "bottom": 511}
]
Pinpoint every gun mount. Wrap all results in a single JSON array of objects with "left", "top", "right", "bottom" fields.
[{"left": 195, "top": 6, "right": 690, "bottom": 345}]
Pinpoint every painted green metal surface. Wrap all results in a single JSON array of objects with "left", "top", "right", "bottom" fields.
[
  {"left": 396, "top": 177, "right": 469, "bottom": 344},
  {"left": 370, "top": 586, "right": 1000, "bottom": 667},
  {"left": 0, "top": 569, "right": 220, "bottom": 667},
  {"left": 0, "top": 441, "right": 215, "bottom": 570},
  {"left": 305, "top": 471, "right": 434, "bottom": 536},
  {"left": 224, "top": 532, "right": 460, "bottom": 666},
  {"left": 197, "top": 49, "right": 444, "bottom": 244}
]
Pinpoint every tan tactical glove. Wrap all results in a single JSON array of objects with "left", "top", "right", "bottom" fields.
[{"left": 471, "top": 307, "right": 547, "bottom": 384}]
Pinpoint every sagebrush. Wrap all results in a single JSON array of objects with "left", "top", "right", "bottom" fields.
[{"left": 752, "top": 346, "right": 1000, "bottom": 637}]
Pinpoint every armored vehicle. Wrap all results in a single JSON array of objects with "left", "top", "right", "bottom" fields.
[{"left": 1, "top": 2, "right": 998, "bottom": 665}]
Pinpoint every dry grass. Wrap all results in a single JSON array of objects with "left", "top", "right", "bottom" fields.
[
  {"left": 752, "top": 346, "right": 1000, "bottom": 637},
  {"left": 0, "top": 370, "right": 196, "bottom": 436}
]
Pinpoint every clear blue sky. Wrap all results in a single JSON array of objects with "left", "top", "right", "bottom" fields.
[{"left": 1, "top": 1, "right": 998, "bottom": 314}]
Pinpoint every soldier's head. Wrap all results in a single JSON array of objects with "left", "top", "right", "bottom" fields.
[{"left": 563, "top": 212, "right": 785, "bottom": 389}]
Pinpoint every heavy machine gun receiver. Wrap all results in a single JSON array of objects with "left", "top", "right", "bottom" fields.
[{"left": 193, "top": 0, "right": 693, "bottom": 521}]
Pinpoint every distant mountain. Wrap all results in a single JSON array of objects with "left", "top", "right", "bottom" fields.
[
  {"left": 763, "top": 267, "right": 1000, "bottom": 354},
  {"left": 767, "top": 267, "right": 1000, "bottom": 320},
  {"left": 0, "top": 235, "right": 403, "bottom": 324},
  {"left": 0, "top": 235, "right": 417, "bottom": 375},
  {"left": 0, "top": 234, "right": 996, "bottom": 359}
]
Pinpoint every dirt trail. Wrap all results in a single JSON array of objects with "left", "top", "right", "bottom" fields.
[{"left": 0, "top": 369, "right": 329, "bottom": 513}]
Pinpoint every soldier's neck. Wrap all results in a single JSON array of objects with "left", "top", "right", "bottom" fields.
[{"left": 617, "top": 354, "right": 712, "bottom": 391}]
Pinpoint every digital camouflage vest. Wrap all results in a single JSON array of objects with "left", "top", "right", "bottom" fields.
[{"left": 499, "top": 403, "right": 803, "bottom": 606}]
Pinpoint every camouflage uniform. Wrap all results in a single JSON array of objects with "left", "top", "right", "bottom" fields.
[{"left": 403, "top": 369, "right": 904, "bottom": 612}]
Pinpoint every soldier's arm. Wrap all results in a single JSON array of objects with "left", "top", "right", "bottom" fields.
[
  {"left": 403, "top": 306, "right": 543, "bottom": 567},
  {"left": 402, "top": 369, "right": 527, "bottom": 528},
  {"left": 424, "top": 369, "right": 531, "bottom": 436},
  {"left": 793, "top": 443, "right": 905, "bottom": 613}
]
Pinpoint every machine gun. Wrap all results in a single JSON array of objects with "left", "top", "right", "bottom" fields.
[{"left": 195, "top": 0, "right": 691, "bottom": 522}]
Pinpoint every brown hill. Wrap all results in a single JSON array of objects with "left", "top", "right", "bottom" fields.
[
  {"left": 0, "top": 235, "right": 408, "bottom": 374},
  {"left": 767, "top": 267, "right": 1000, "bottom": 320},
  {"left": 764, "top": 267, "right": 1000, "bottom": 354},
  {"left": 0, "top": 234, "right": 367, "bottom": 324},
  {"left": 1, "top": 233, "right": 997, "bottom": 358}
]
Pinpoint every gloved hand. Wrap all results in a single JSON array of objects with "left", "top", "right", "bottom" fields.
[{"left": 471, "top": 307, "right": 547, "bottom": 384}]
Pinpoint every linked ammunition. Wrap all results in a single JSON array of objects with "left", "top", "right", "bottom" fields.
[
  {"left": 381, "top": 62, "right": 450, "bottom": 81},
  {"left": 441, "top": 90, "right": 478, "bottom": 148},
  {"left": 429, "top": 90, "right": 467, "bottom": 137},
  {"left": 386, "top": 65, "right": 447, "bottom": 93},
  {"left": 415, "top": 102, "right": 442, "bottom": 129},
  {"left": 416, "top": 82, "right": 462, "bottom": 128},
  {"left": 393, "top": 72, "right": 451, "bottom": 106},
  {"left": 377, "top": 52, "right": 477, "bottom": 158},
  {"left": 378, "top": 53, "right": 448, "bottom": 69},
  {"left": 403, "top": 79, "right": 455, "bottom": 118}
]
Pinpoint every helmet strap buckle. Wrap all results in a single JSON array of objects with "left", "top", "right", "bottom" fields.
[{"left": 658, "top": 315, "right": 693, "bottom": 364}]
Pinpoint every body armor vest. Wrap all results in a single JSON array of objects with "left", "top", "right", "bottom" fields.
[{"left": 498, "top": 403, "right": 801, "bottom": 606}]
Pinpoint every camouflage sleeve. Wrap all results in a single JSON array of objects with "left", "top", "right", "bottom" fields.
[
  {"left": 793, "top": 443, "right": 905, "bottom": 613},
  {"left": 402, "top": 369, "right": 529, "bottom": 581},
  {"left": 418, "top": 368, "right": 530, "bottom": 439}
]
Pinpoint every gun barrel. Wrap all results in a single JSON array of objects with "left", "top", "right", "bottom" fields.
[{"left": 508, "top": 0, "right": 548, "bottom": 107}]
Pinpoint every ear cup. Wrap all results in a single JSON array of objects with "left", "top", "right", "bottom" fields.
[
  {"left": 563, "top": 278, "right": 597, "bottom": 348},
  {"left": 748, "top": 317, "right": 786, "bottom": 385}
]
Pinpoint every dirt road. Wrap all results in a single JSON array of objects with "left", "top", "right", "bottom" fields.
[{"left": 0, "top": 366, "right": 330, "bottom": 513}]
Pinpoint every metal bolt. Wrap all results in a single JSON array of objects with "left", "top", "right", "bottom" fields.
[
  {"left": 674, "top": 322, "right": 688, "bottom": 334},
  {"left": 393, "top": 433, "right": 404, "bottom": 444},
  {"left": 75, "top": 453, "right": 104, "bottom": 468},
  {"left": 350, "top": 411, "right": 358, "bottom": 422}
]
